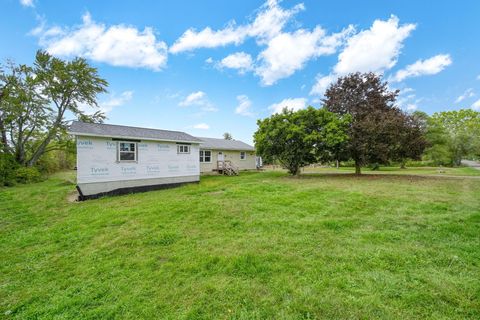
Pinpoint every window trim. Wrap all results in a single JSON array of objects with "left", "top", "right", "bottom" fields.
[
  {"left": 117, "top": 141, "right": 138, "bottom": 163},
  {"left": 177, "top": 144, "right": 191, "bottom": 154},
  {"left": 200, "top": 150, "right": 212, "bottom": 163},
  {"left": 240, "top": 151, "right": 246, "bottom": 160}
]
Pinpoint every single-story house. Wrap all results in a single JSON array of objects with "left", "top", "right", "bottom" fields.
[
  {"left": 69, "top": 122, "right": 259, "bottom": 200},
  {"left": 196, "top": 137, "right": 256, "bottom": 173},
  {"left": 69, "top": 121, "right": 202, "bottom": 200}
]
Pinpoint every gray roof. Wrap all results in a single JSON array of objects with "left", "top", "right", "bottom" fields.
[
  {"left": 69, "top": 121, "right": 202, "bottom": 143},
  {"left": 197, "top": 137, "right": 255, "bottom": 151}
]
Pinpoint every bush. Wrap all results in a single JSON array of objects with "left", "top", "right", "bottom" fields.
[
  {"left": 14, "top": 167, "right": 42, "bottom": 184},
  {"left": 0, "top": 153, "right": 19, "bottom": 186}
]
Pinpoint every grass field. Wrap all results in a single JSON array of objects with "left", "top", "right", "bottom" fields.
[{"left": 1, "top": 168, "right": 480, "bottom": 319}]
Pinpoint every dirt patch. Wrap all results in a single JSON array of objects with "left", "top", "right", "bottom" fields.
[{"left": 66, "top": 190, "right": 79, "bottom": 203}]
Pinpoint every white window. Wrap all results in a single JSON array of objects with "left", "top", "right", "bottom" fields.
[
  {"left": 118, "top": 142, "right": 137, "bottom": 162},
  {"left": 200, "top": 150, "right": 212, "bottom": 163},
  {"left": 240, "top": 151, "right": 246, "bottom": 160},
  {"left": 177, "top": 144, "right": 190, "bottom": 154}
]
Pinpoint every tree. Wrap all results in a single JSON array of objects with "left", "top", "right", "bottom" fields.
[
  {"left": 323, "top": 72, "right": 415, "bottom": 174},
  {"left": 254, "top": 106, "right": 350, "bottom": 175},
  {"left": 0, "top": 51, "right": 108, "bottom": 167},
  {"left": 428, "top": 109, "right": 480, "bottom": 165},
  {"left": 392, "top": 112, "right": 428, "bottom": 168},
  {"left": 223, "top": 132, "right": 233, "bottom": 140}
]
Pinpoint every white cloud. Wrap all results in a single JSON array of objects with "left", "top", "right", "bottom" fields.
[
  {"left": 179, "top": 91, "right": 217, "bottom": 112},
  {"left": 34, "top": 13, "right": 168, "bottom": 71},
  {"left": 455, "top": 88, "right": 475, "bottom": 104},
  {"left": 219, "top": 52, "right": 253, "bottom": 74},
  {"left": 235, "top": 95, "right": 253, "bottom": 116},
  {"left": 268, "top": 97, "right": 307, "bottom": 114},
  {"left": 205, "top": 57, "right": 214, "bottom": 64},
  {"left": 193, "top": 123, "right": 210, "bottom": 130},
  {"left": 79, "top": 90, "right": 133, "bottom": 114},
  {"left": 334, "top": 15, "right": 415, "bottom": 75},
  {"left": 179, "top": 91, "right": 206, "bottom": 106},
  {"left": 310, "top": 74, "right": 336, "bottom": 96},
  {"left": 471, "top": 99, "right": 480, "bottom": 111},
  {"left": 406, "top": 104, "right": 418, "bottom": 111},
  {"left": 100, "top": 91, "right": 133, "bottom": 113},
  {"left": 310, "top": 15, "right": 415, "bottom": 96},
  {"left": 20, "top": 0, "right": 34, "bottom": 7},
  {"left": 392, "top": 54, "right": 452, "bottom": 82},
  {"left": 169, "top": 0, "right": 304, "bottom": 53},
  {"left": 256, "top": 26, "right": 354, "bottom": 85}
]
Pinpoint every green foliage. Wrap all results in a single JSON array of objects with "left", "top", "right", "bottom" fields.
[
  {"left": 1, "top": 171, "right": 479, "bottom": 318},
  {"left": 254, "top": 106, "right": 350, "bottom": 175},
  {"left": 0, "top": 153, "right": 18, "bottom": 186},
  {"left": 14, "top": 166, "right": 41, "bottom": 183},
  {"left": 424, "top": 109, "right": 480, "bottom": 166},
  {"left": 0, "top": 51, "right": 107, "bottom": 171},
  {"left": 323, "top": 72, "right": 425, "bottom": 174}
]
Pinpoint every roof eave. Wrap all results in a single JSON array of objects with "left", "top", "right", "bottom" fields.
[{"left": 68, "top": 131, "right": 202, "bottom": 144}]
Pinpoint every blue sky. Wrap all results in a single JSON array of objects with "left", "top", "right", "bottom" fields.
[{"left": 2, "top": 0, "right": 480, "bottom": 144}]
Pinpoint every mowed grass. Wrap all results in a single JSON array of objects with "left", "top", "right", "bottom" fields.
[{"left": 1, "top": 169, "right": 480, "bottom": 319}]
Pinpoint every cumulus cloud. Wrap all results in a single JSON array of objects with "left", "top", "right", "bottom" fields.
[
  {"left": 334, "top": 15, "right": 415, "bottom": 75},
  {"left": 235, "top": 95, "right": 254, "bottom": 116},
  {"left": 455, "top": 88, "right": 475, "bottom": 104},
  {"left": 392, "top": 54, "right": 452, "bottom": 82},
  {"left": 33, "top": 13, "right": 168, "bottom": 71},
  {"left": 218, "top": 52, "right": 253, "bottom": 74},
  {"left": 169, "top": 0, "right": 304, "bottom": 53},
  {"left": 20, "top": 0, "right": 34, "bottom": 7},
  {"left": 179, "top": 91, "right": 217, "bottom": 111},
  {"left": 256, "top": 26, "right": 354, "bottom": 85},
  {"left": 310, "top": 74, "right": 336, "bottom": 96},
  {"left": 268, "top": 97, "right": 307, "bottom": 114},
  {"left": 310, "top": 15, "right": 415, "bottom": 96},
  {"left": 471, "top": 99, "right": 480, "bottom": 111},
  {"left": 193, "top": 123, "right": 210, "bottom": 130}
]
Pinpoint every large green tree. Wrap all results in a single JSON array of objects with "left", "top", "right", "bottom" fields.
[
  {"left": 428, "top": 109, "right": 480, "bottom": 165},
  {"left": 323, "top": 72, "right": 424, "bottom": 174},
  {"left": 0, "top": 51, "right": 108, "bottom": 167},
  {"left": 254, "top": 106, "right": 350, "bottom": 175}
]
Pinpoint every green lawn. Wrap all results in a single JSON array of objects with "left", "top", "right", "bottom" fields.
[{"left": 1, "top": 169, "right": 480, "bottom": 319}]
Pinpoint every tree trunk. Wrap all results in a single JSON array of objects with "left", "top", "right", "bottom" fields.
[
  {"left": 400, "top": 159, "right": 406, "bottom": 169},
  {"left": 355, "top": 161, "right": 361, "bottom": 175},
  {"left": 336, "top": 159, "right": 339, "bottom": 169},
  {"left": 0, "top": 116, "right": 9, "bottom": 153}
]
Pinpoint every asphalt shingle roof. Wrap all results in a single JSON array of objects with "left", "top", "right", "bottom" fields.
[
  {"left": 69, "top": 121, "right": 202, "bottom": 143},
  {"left": 196, "top": 137, "right": 255, "bottom": 151}
]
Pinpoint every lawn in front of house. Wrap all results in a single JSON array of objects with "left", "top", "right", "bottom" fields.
[{"left": 1, "top": 170, "right": 479, "bottom": 319}]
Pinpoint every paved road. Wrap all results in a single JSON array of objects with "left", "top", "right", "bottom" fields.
[{"left": 461, "top": 160, "right": 480, "bottom": 170}]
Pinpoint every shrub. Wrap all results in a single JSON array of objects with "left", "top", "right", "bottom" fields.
[
  {"left": 14, "top": 167, "right": 42, "bottom": 184},
  {"left": 0, "top": 153, "right": 19, "bottom": 186}
]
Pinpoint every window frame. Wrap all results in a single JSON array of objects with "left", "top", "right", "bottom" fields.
[
  {"left": 240, "top": 151, "right": 246, "bottom": 160},
  {"left": 117, "top": 141, "right": 138, "bottom": 162},
  {"left": 177, "top": 144, "right": 191, "bottom": 154},
  {"left": 200, "top": 150, "right": 212, "bottom": 163}
]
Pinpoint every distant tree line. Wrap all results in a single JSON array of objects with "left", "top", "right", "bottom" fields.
[
  {"left": 255, "top": 72, "right": 480, "bottom": 175},
  {"left": 0, "top": 51, "right": 107, "bottom": 185}
]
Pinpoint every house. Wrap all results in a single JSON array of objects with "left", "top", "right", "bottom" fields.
[
  {"left": 196, "top": 137, "right": 257, "bottom": 174},
  {"left": 69, "top": 121, "right": 202, "bottom": 200}
]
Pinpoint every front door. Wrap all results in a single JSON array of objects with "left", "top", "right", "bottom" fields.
[{"left": 218, "top": 152, "right": 224, "bottom": 162}]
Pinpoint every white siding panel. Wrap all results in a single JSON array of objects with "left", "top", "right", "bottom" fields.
[{"left": 77, "top": 136, "right": 200, "bottom": 184}]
